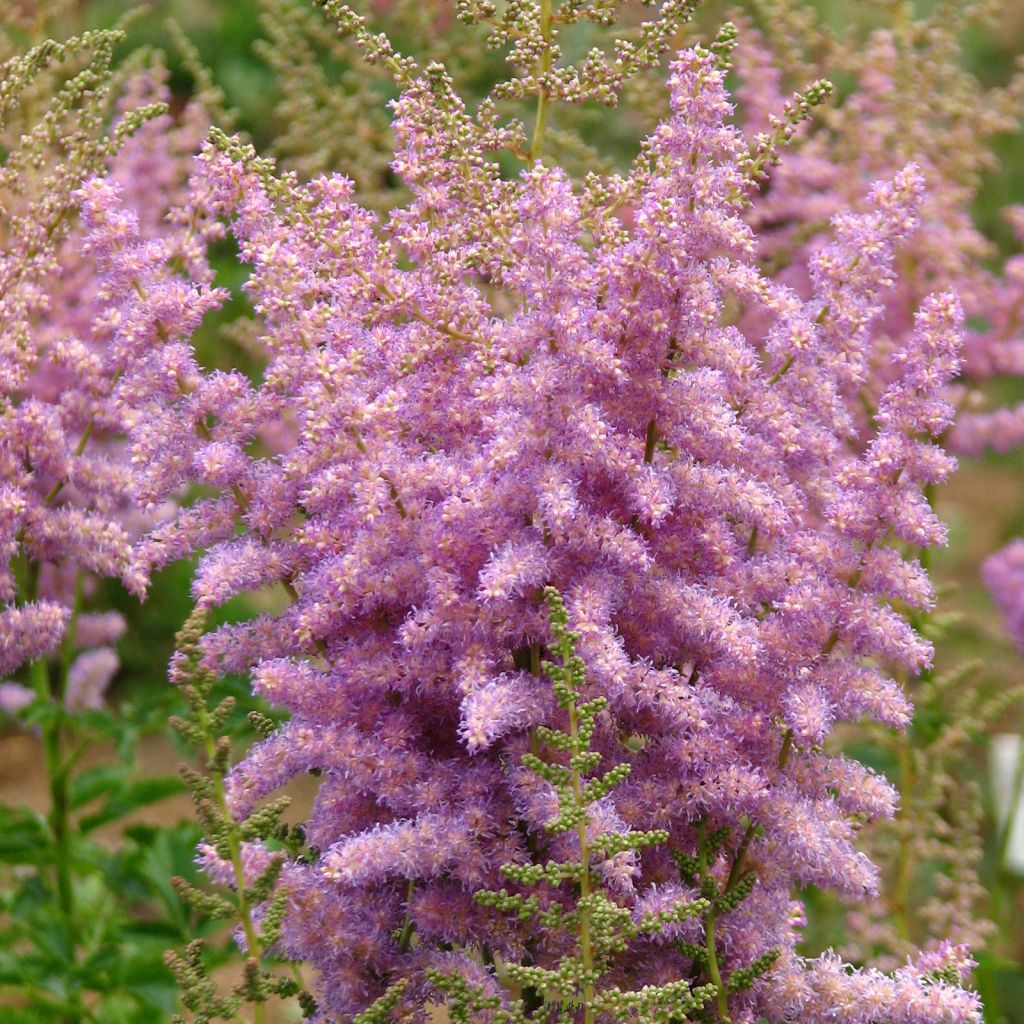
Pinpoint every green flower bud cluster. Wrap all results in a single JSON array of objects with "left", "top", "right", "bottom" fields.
[
  {"left": 739, "top": 76, "right": 833, "bottom": 187},
  {"left": 725, "top": 950, "right": 780, "bottom": 995},
  {"left": 638, "top": 896, "right": 712, "bottom": 936},
  {"left": 166, "top": 610, "right": 314, "bottom": 1024},
  {"left": 353, "top": 979, "right": 412, "bottom": 1024},
  {"left": 432, "top": 587, "right": 716, "bottom": 1023},
  {"left": 426, "top": 969, "right": 529, "bottom": 1024}
]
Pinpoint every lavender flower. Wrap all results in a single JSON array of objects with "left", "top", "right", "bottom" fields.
[
  {"left": 64, "top": 647, "right": 119, "bottom": 711},
  {"left": 1, "top": 42, "right": 211, "bottom": 704},
  {"left": 727, "top": 9, "right": 1022, "bottom": 963},
  {"left": 115, "top": 14, "right": 985, "bottom": 1016}
]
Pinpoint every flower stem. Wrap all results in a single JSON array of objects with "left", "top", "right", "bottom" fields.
[
  {"left": 892, "top": 737, "right": 915, "bottom": 943},
  {"left": 31, "top": 654, "right": 74, "bottom": 921},
  {"left": 529, "top": 0, "right": 554, "bottom": 162},
  {"left": 197, "top": 711, "right": 267, "bottom": 1024},
  {"left": 698, "top": 823, "right": 730, "bottom": 1024},
  {"left": 643, "top": 418, "right": 658, "bottom": 464},
  {"left": 398, "top": 879, "right": 417, "bottom": 953},
  {"left": 567, "top": 694, "right": 595, "bottom": 1024},
  {"left": 23, "top": 568, "right": 81, "bottom": 928}
]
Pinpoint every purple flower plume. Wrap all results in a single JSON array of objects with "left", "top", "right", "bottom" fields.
[
  {"left": 2, "top": 68, "right": 212, "bottom": 688},
  {"left": 111, "top": 43, "right": 978, "bottom": 1024}
]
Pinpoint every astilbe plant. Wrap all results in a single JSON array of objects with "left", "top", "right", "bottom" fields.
[
  {"left": 986, "top": 541, "right": 1024, "bottom": 657},
  {"left": 0, "top": 24, "right": 158, "bottom": 814},
  {"left": 85, "top": 2, "right": 994, "bottom": 1019},
  {"left": 0, "top": 27, "right": 227, "bottom": 1020},
  {"left": 706, "top": 0, "right": 1024, "bottom": 964},
  {"left": 550, "top": 0, "right": 1024, "bottom": 966},
  {"left": 1, "top": 29, "right": 213, "bottom": 711}
]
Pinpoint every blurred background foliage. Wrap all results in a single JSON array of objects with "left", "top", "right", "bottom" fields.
[{"left": 2, "top": 1, "right": 1024, "bottom": 1021}]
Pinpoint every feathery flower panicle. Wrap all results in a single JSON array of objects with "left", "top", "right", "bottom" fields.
[
  {"left": 730, "top": 9, "right": 1024, "bottom": 460},
  {"left": 1, "top": 36, "right": 212, "bottom": 697},
  {"left": 724, "top": 5, "right": 1024, "bottom": 963},
  {"left": 122, "top": 7, "right": 981, "bottom": 1022},
  {"left": 951, "top": 206, "right": 1024, "bottom": 456},
  {"left": 64, "top": 646, "right": 120, "bottom": 711}
]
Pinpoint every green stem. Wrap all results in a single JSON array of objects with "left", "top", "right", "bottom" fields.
[
  {"left": 31, "top": 655, "right": 74, "bottom": 921},
  {"left": 529, "top": 642, "right": 541, "bottom": 677},
  {"left": 199, "top": 716, "right": 267, "bottom": 1024},
  {"left": 643, "top": 418, "right": 658, "bottom": 465},
  {"left": 23, "top": 567, "right": 81, "bottom": 935},
  {"left": 698, "top": 823, "right": 730, "bottom": 1024},
  {"left": 766, "top": 354, "right": 794, "bottom": 386},
  {"left": 529, "top": 0, "right": 554, "bottom": 162},
  {"left": 726, "top": 729, "right": 791, "bottom": 890},
  {"left": 891, "top": 494, "right": 936, "bottom": 934},
  {"left": 43, "top": 419, "right": 95, "bottom": 505},
  {"left": 398, "top": 879, "right": 417, "bottom": 953}
]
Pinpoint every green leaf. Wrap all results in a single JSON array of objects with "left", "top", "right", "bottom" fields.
[
  {"left": 0, "top": 805, "right": 51, "bottom": 865},
  {"left": 79, "top": 776, "right": 185, "bottom": 834},
  {"left": 69, "top": 764, "right": 131, "bottom": 811}
]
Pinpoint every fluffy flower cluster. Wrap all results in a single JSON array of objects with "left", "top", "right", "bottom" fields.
[
  {"left": 733, "top": 24, "right": 1024, "bottom": 819},
  {"left": 1, "top": 61, "right": 207, "bottom": 706},
  {"left": 732, "top": 18, "right": 1024, "bottom": 458},
  {"left": 104, "top": 39, "right": 983, "bottom": 1023}
]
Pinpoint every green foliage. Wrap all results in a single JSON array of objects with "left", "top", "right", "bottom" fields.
[
  {"left": 0, "top": 697, "right": 210, "bottom": 1023},
  {"left": 163, "top": 609, "right": 313, "bottom": 1024}
]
